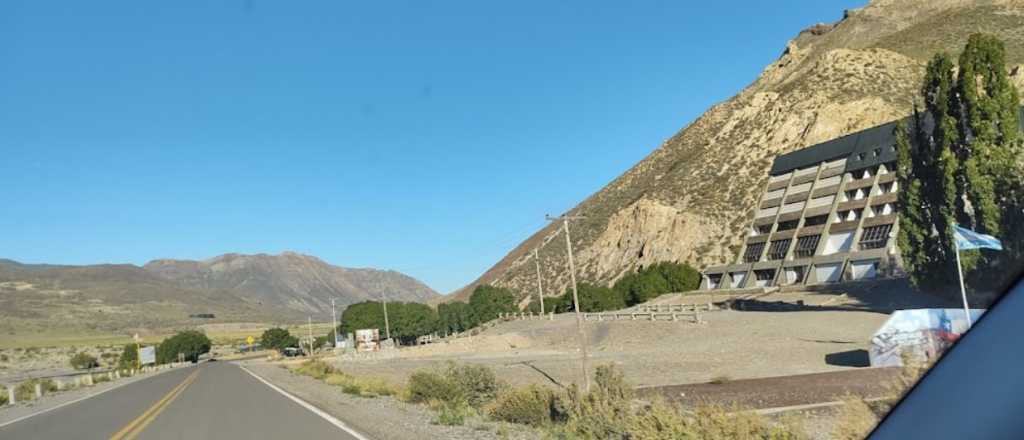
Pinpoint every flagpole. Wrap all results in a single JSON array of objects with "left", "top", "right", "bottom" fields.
[{"left": 953, "top": 226, "right": 972, "bottom": 329}]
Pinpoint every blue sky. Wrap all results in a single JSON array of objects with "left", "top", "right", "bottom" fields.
[{"left": 1, "top": 1, "right": 865, "bottom": 293}]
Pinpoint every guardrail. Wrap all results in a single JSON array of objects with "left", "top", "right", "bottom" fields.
[{"left": 1, "top": 362, "right": 186, "bottom": 407}]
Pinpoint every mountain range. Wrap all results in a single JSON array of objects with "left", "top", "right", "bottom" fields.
[
  {"left": 0, "top": 253, "right": 437, "bottom": 335},
  {"left": 450, "top": 0, "right": 1024, "bottom": 303}
]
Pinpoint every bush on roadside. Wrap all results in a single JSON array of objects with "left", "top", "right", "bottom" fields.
[
  {"left": 70, "top": 352, "right": 99, "bottom": 370},
  {"left": 447, "top": 363, "right": 502, "bottom": 408},
  {"left": 0, "top": 385, "right": 8, "bottom": 405},
  {"left": 435, "top": 401, "right": 474, "bottom": 426},
  {"left": 294, "top": 359, "right": 400, "bottom": 398},
  {"left": 294, "top": 359, "right": 335, "bottom": 380},
  {"left": 831, "top": 395, "right": 879, "bottom": 440},
  {"left": 407, "top": 370, "right": 463, "bottom": 404},
  {"left": 14, "top": 379, "right": 50, "bottom": 401},
  {"left": 550, "top": 364, "right": 805, "bottom": 439},
  {"left": 486, "top": 384, "right": 557, "bottom": 427}
]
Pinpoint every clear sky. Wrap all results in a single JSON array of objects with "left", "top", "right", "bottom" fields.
[{"left": 1, "top": 1, "right": 865, "bottom": 293}]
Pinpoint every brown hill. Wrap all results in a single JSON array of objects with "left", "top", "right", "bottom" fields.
[
  {"left": 143, "top": 252, "right": 439, "bottom": 313},
  {"left": 451, "top": 0, "right": 1024, "bottom": 303},
  {"left": 0, "top": 253, "right": 437, "bottom": 335}
]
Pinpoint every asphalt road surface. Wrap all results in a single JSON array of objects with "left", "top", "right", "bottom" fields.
[{"left": 0, "top": 362, "right": 363, "bottom": 440}]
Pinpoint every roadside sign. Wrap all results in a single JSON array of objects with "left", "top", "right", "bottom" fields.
[
  {"left": 139, "top": 346, "right": 156, "bottom": 365},
  {"left": 246, "top": 336, "right": 255, "bottom": 345}
]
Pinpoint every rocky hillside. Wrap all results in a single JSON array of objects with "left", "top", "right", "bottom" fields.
[
  {"left": 452, "top": 0, "right": 1024, "bottom": 303},
  {"left": 144, "top": 252, "right": 439, "bottom": 313}
]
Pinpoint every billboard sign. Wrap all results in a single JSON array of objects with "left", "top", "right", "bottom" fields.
[{"left": 140, "top": 346, "right": 156, "bottom": 365}]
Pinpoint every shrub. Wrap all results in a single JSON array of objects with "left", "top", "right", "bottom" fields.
[
  {"left": 0, "top": 385, "right": 7, "bottom": 405},
  {"left": 486, "top": 385, "right": 557, "bottom": 427},
  {"left": 117, "top": 344, "right": 139, "bottom": 370},
  {"left": 709, "top": 375, "right": 732, "bottom": 385},
  {"left": 435, "top": 401, "right": 474, "bottom": 426},
  {"left": 832, "top": 395, "right": 879, "bottom": 440},
  {"left": 70, "top": 352, "right": 99, "bottom": 370},
  {"left": 407, "top": 370, "right": 463, "bottom": 404},
  {"left": 447, "top": 363, "right": 502, "bottom": 409},
  {"left": 552, "top": 364, "right": 804, "bottom": 439},
  {"left": 295, "top": 359, "right": 335, "bottom": 380},
  {"left": 15, "top": 379, "right": 44, "bottom": 401},
  {"left": 93, "top": 374, "right": 111, "bottom": 384}
]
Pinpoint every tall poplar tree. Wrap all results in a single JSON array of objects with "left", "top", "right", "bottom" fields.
[{"left": 897, "top": 34, "right": 1022, "bottom": 291}]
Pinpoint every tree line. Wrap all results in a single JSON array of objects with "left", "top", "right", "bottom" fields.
[{"left": 308, "top": 261, "right": 701, "bottom": 347}]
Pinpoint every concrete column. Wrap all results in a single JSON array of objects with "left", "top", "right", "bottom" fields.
[
  {"left": 8, "top": 387, "right": 15, "bottom": 405},
  {"left": 34, "top": 383, "right": 42, "bottom": 399},
  {"left": 55, "top": 379, "right": 63, "bottom": 390}
]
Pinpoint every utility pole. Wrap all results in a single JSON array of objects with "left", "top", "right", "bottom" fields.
[
  {"left": 381, "top": 293, "right": 392, "bottom": 341},
  {"left": 331, "top": 298, "right": 339, "bottom": 348},
  {"left": 307, "top": 316, "right": 314, "bottom": 356},
  {"left": 533, "top": 248, "right": 545, "bottom": 314},
  {"left": 546, "top": 213, "right": 590, "bottom": 392}
]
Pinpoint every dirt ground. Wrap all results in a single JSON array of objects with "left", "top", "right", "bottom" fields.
[{"left": 328, "top": 282, "right": 951, "bottom": 397}]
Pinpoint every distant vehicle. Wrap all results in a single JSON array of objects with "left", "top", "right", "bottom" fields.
[
  {"left": 207, "top": 358, "right": 217, "bottom": 362},
  {"left": 282, "top": 347, "right": 303, "bottom": 357}
]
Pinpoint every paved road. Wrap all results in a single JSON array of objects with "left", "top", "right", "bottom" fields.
[{"left": 0, "top": 362, "right": 362, "bottom": 440}]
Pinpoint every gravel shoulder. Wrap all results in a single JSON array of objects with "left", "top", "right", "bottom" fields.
[{"left": 240, "top": 360, "right": 540, "bottom": 440}]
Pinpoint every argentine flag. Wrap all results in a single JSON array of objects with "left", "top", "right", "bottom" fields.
[{"left": 954, "top": 225, "right": 1003, "bottom": 251}]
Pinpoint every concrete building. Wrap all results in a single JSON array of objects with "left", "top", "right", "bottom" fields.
[{"left": 701, "top": 121, "right": 904, "bottom": 290}]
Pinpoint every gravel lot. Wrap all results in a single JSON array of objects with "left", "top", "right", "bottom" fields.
[{"left": 327, "top": 285, "right": 948, "bottom": 396}]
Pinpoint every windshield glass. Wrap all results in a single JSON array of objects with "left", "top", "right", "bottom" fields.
[{"left": 2, "top": 1, "right": 1022, "bottom": 439}]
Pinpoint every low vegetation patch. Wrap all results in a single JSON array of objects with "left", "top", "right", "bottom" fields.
[
  {"left": 14, "top": 378, "right": 57, "bottom": 401},
  {"left": 293, "top": 359, "right": 399, "bottom": 398},
  {"left": 0, "top": 385, "right": 8, "bottom": 405},
  {"left": 485, "top": 384, "right": 558, "bottom": 427}
]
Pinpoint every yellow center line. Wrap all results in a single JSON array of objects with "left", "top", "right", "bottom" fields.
[{"left": 109, "top": 369, "right": 201, "bottom": 440}]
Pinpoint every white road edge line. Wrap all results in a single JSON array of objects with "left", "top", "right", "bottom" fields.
[
  {"left": 0, "top": 366, "right": 188, "bottom": 430},
  {"left": 237, "top": 363, "right": 372, "bottom": 440}
]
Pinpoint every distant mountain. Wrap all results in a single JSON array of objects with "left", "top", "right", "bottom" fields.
[
  {"left": 143, "top": 252, "right": 438, "bottom": 314},
  {"left": 0, "top": 259, "right": 296, "bottom": 335},
  {"left": 0, "top": 253, "right": 437, "bottom": 335}
]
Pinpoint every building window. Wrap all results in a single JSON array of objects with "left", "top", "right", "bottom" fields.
[
  {"left": 803, "top": 215, "right": 828, "bottom": 226},
  {"left": 873, "top": 147, "right": 882, "bottom": 157},
  {"left": 857, "top": 153, "right": 866, "bottom": 161},
  {"left": 777, "top": 220, "right": 799, "bottom": 231},
  {"left": 754, "top": 269, "right": 776, "bottom": 281},
  {"left": 767, "top": 239, "right": 792, "bottom": 261},
  {"left": 859, "top": 224, "right": 893, "bottom": 250},
  {"left": 743, "top": 242, "right": 766, "bottom": 263},
  {"left": 755, "top": 224, "right": 773, "bottom": 235},
  {"left": 878, "top": 182, "right": 896, "bottom": 194},
  {"left": 794, "top": 235, "right": 821, "bottom": 258}
]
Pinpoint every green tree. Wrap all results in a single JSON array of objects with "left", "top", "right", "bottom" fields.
[
  {"left": 339, "top": 301, "right": 439, "bottom": 345},
  {"left": 156, "top": 331, "right": 212, "bottom": 364},
  {"left": 898, "top": 34, "right": 1023, "bottom": 290},
  {"left": 438, "top": 301, "right": 475, "bottom": 334},
  {"left": 117, "top": 344, "right": 139, "bottom": 370},
  {"left": 467, "top": 285, "right": 517, "bottom": 323},
  {"left": 260, "top": 327, "right": 299, "bottom": 353},
  {"left": 561, "top": 283, "right": 625, "bottom": 313},
  {"left": 649, "top": 262, "right": 701, "bottom": 293}
]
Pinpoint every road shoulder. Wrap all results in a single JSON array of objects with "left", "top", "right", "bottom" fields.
[{"left": 240, "top": 360, "right": 537, "bottom": 440}]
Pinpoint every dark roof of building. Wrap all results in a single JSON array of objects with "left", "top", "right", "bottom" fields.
[
  {"left": 769, "top": 120, "right": 900, "bottom": 176},
  {"left": 770, "top": 106, "right": 1024, "bottom": 176}
]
